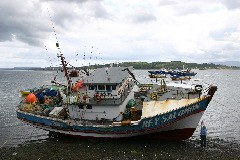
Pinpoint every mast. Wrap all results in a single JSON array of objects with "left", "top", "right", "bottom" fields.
[
  {"left": 56, "top": 42, "right": 72, "bottom": 95},
  {"left": 58, "top": 54, "right": 72, "bottom": 95}
]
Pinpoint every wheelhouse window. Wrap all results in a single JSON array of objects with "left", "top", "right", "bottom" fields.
[
  {"left": 106, "top": 85, "right": 111, "bottom": 91},
  {"left": 88, "top": 85, "right": 95, "bottom": 90},
  {"left": 98, "top": 85, "right": 105, "bottom": 90},
  {"left": 86, "top": 104, "right": 92, "bottom": 109},
  {"left": 111, "top": 85, "right": 116, "bottom": 90},
  {"left": 78, "top": 103, "right": 84, "bottom": 109}
]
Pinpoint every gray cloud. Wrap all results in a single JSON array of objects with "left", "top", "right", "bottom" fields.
[
  {"left": 49, "top": 0, "right": 109, "bottom": 28},
  {"left": 159, "top": 0, "right": 204, "bottom": 15},
  {"left": 44, "top": 0, "right": 88, "bottom": 2},
  {"left": 221, "top": 0, "right": 240, "bottom": 9},
  {"left": 159, "top": 0, "right": 240, "bottom": 16},
  {"left": 209, "top": 27, "right": 237, "bottom": 41},
  {"left": 91, "top": 2, "right": 110, "bottom": 19},
  {"left": 176, "top": 5, "right": 203, "bottom": 15},
  {"left": 159, "top": 0, "right": 177, "bottom": 6},
  {"left": 131, "top": 11, "right": 157, "bottom": 23},
  {"left": 223, "top": 43, "right": 240, "bottom": 51},
  {"left": 0, "top": 0, "right": 107, "bottom": 47},
  {"left": 0, "top": 0, "right": 51, "bottom": 46},
  {"left": 50, "top": 3, "right": 79, "bottom": 28},
  {"left": 43, "top": 0, "right": 104, "bottom": 4}
]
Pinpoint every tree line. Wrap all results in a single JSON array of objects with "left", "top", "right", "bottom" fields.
[
  {"left": 82, "top": 61, "right": 239, "bottom": 70},
  {"left": 41, "top": 61, "right": 239, "bottom": 71}
]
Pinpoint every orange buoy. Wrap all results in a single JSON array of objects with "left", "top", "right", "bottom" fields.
[
  {"left": 72, "top": 80, "right": 84, "bottom": 92},
  {"left": 25, "top": 93, "right": 37, "bottom": 103},
  {"left": 71, "top": 85, "right": 78, "bottom": 92},
  {"left": 76, "top": 81, "right": 83, "bottom": 88}
]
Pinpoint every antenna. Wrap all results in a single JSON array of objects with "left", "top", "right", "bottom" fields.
[{"left": 46, "top": 5, "right": 72, "bottom": 93}]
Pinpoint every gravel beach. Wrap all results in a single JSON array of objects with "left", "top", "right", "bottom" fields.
[{"left": 1, "top": 137, "right": 240, "bottom": 160}]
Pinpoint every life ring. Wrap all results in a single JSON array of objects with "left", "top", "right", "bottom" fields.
[
  {"left": 150, "top": 92, "right": 158, "bottom": 100},
  {"left": 94, "top": 94, "right": 102, "bottom": 102},
  {"left": 195, "top": 85, "right": 203, "bottom": 93}
]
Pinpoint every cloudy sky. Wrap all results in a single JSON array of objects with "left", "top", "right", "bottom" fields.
[{"left": 0, "top": 0, "right": 240, "bottom": 68}]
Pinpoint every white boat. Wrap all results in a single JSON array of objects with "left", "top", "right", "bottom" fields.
[{"left": 17, "top": 54, "right": 217, "bottom": 140}]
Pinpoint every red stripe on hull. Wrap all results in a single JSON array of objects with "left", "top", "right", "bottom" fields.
[
  {"left": 140, "top": 128, "right": 196, "bottom": 141},
  {"left": 52, "top": 128, "right": 196, "bottom": 141}
]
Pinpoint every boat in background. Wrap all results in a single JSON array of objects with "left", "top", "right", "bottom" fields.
[
  {"left": 169, "top": 69, "right": 197, "bottom": 77},
  {"left": 148, "top": 68, "right": 197, "bottom": 82},
  {"left": 169, "top": 69, "right": 196, "bottom": 81},
  {"left": 170, "top": 75, "right": 191, "bottom": 81},
  {"left": 20, "top": 90, "right": 31, "bottom": 96},
  {"left": 148, "top": 69, "right": 169, "bottom": 78},
  {"left": 16, "top": 53, "right": 217, "bottom": 140}
]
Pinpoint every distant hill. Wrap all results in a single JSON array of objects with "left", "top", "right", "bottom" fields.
[
  {"left": 212, "top": 61, "right": 240, "bottom": 67},
  {"left": 2, "top": 61, "right": 240, "bottom": 71}
]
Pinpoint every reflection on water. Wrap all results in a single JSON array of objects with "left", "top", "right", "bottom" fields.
[{"left": 0, "top": 69, "right": 239, "bottom": 148}]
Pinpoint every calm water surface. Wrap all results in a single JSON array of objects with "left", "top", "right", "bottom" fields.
[{"left": 0, "top": 69, "right": 239, "bottom": 157}]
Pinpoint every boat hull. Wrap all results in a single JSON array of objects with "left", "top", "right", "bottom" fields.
[
  {"left": 17, "top": 97, "right": 209, "bottom": 140},
  {"left": 19, "top": 111, "right": 203, "bottom": 140}
]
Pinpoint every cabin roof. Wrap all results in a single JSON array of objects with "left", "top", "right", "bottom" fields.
[{"left": 83, "top": 66, "right": 133, "bottom": 85}]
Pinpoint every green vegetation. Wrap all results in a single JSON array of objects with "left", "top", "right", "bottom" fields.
[
  {"left": 82, "top": 61, "right": 240, "bottom": 70},
  {"left": 5, "top": 61, "right": 239, "bottom": 71}
]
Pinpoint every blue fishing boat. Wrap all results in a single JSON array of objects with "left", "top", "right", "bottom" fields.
[
  {"left": 148, "top": 69, "right": 169, "bottom": 78},
  {"left": 169, "top": 69, "right": 197, "bottom": 77}
]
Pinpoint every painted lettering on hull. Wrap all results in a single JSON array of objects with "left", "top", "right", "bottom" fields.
[{"left": 141, "top": 103, "right": 201, "bottom": 129}]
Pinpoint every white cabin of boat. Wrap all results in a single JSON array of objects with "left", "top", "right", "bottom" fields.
[{"left": 67, "top": 67, "right": 136, "bottom": 121}]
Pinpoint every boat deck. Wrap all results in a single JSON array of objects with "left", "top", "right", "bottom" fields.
[{"left": 141, "top": 96, "right": 207, "bottom": 118}]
